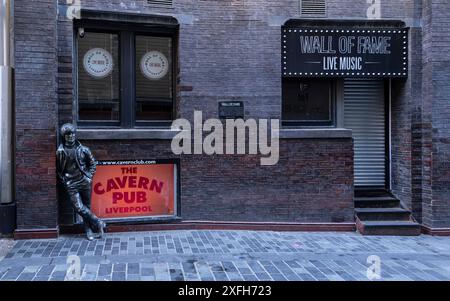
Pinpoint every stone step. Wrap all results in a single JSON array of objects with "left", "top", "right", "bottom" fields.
[
  {"left": 357, "top": 220, "right": 421, "bottom": 236},
  {"left": 355, "top": 208, "right": 412, "bottom": 221},
  {"left": 354, "top": 196, "right": 400, "bottom": 208},
  {"left": 355, "top": 189, "right": 391, "bottom": 198}
]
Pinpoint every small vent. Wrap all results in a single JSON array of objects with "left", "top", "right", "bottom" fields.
[
  {"left": 147, "top": 0, "right": 173, "bottom": 7},
  {"left": 300, "top": 0, "right": 326, "bottom": 17}
]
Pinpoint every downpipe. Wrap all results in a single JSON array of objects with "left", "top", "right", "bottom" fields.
[{"left": 1, "top": 0, "right": 16, "bottom": 235}]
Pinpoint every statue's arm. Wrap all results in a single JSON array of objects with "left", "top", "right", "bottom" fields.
[
  {"left": 84, "top": 148, "right": 97, "bottom": 179},
  {"left": 55, "top": 149, "right": 66, "bottom": 183}
]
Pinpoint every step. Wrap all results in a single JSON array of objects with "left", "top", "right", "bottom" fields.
[
  {"left": 355, "top": 189, "right": 391, "bottom": 198},
  {"left": 355, "top": 208, "right": 412, "bottom": 221},
  {"left": 357, "top": 220, "right": 421, "bottom": 236},
  {"left": 354, "top": 196, "right": 400, "bottom": 208}
]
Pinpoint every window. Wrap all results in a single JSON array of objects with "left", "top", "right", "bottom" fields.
[
  {"left": 282, "top": 79, "right": 335, "bottom": 127},
  {"left": 77, "top": 32, "right": 120, "bottom": 122},
  {"left": 76, "top": 22, "right": 177, "bottom": 127},
  {"left": 135, "top": 36, "right": 173, "bottom": 121}
]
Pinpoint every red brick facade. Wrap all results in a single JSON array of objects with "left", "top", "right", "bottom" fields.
[{"left": 10, "top": 0, "right": 450, "bottom": 236}]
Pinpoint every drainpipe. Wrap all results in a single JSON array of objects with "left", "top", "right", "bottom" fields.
[{"left": 0, "top": 0, "right": 15, "bottom": 234}]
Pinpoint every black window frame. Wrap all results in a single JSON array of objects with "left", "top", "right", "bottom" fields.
[
  {"left": 282, "top": 78, "right": 337, "bottom": 127},
  {"left": 74, "top": 19, "right": 178, "bottom": 128}
]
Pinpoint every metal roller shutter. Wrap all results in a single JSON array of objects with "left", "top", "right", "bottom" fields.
[{"left": 344, "top": 79, "right": 386, "bottom": 187}]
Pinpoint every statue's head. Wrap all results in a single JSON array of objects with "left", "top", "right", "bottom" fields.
[{"left": 60, "top": 123, "right": 76, "bottom": 145}]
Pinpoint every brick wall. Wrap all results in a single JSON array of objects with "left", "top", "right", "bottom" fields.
[
  {"left": 70, "top": 139, "right": 353, "bottom": 224},
  {"left": 181, "top": 139, "right": 354, "bottom": 223},
  {"left": 420, "top": 0, "right": 433, "bottom": 227},
  {"left": 426, "top": 1, "right": 450, "bottom": 228},
  {"left": 54, "top": 0, "right": 358, "bottom": 225},
  {"left": 14, "top": 0, "right": 59, "bottom": 229},
  {"left": 16, "top": 0, "right": 445, "bottom": 229}
]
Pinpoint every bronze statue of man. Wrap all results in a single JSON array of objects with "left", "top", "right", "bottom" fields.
[{"left": 56, "top": 123, "right": 106, "bottom": 240}]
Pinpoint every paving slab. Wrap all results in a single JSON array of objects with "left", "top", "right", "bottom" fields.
[{"left": 1, "top": 231, "right": 450, "bottom": 281}]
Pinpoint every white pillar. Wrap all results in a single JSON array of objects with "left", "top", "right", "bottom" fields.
[{"left": 0, "top": 0, "right": 13, "bottom": 205}]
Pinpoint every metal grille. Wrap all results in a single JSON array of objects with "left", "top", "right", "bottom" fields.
[
  {"left": 147, "top": 0, "right": 173, "bottom": 7},
  {"left": 300, "top": 0, "right": 326, "bottom": 17},
  {"left": 344, "top": 79, "right": 386, "bottom": 187}
]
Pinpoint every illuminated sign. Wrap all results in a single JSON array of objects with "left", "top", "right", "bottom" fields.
[
  {"left": 91, "top": 160, "right": 177, "bottom": 220},
  {"left": 282, "top": 27, "right": 409, "bottom": 78}
]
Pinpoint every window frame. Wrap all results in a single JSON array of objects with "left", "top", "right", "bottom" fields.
[
  {"left": 281, "top": 78, "right": 337, "bottom": 128},
  {"left": 74, "top": 20, "right": 178, "bottom": 128},
  {"left": 133, "top": 32, "right": 175, "bottom": 127},
  {"left": 75, "top": 28, "right": 122, "bottom": 127}
]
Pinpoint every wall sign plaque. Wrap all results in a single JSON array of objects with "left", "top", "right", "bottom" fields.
[
  {"left": 282, "top": 27, "right": 409, "bottom": 78},
  {"left": 219, "top": 101, "right": 245, "bottom": 119},
  {"left": 140, "top": 51, "right": 169, "bottom": 80},
  {"left": 91, "top": 160, "right": 177, "bottom": 220},
  {"left": 83, "top": 48, "right": 113, "bottom": 78}
]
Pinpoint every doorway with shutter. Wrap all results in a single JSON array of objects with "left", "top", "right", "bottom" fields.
[{"left": 344, "top": 78, "right": 389, "bottom": 189}]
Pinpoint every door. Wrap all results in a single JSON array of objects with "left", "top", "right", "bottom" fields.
[{"left": 344, "top": 78, "right": 388, "bottom": 188}]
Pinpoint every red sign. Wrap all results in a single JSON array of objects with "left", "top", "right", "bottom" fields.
[{"left": 91, "top": 161, "right": 176, "bottom": 219}]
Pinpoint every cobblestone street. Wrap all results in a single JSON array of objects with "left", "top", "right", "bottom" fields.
[{"left": 0, "top": 231, "right": 450, "bottom": 281}]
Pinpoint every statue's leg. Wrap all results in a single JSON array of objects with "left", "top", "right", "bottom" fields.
[
  {"left": 79, "top": 186, "right": 99, "bottom": 229},
  {"left": 80, "top": 179, "right": 92, "bottom": 209},
  {"left": 68, "top": 191, "right": 95, "bottom": 240},
  {"left": 79, "top": 180, "right": 105, "bottom": 237},
  {"left": 83, "top": 223, "right": 94, "bottom": 241}
]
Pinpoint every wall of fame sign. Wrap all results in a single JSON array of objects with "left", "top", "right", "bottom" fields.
[{"left": 282, "top": 28, "right": 409, "bottom": 78}]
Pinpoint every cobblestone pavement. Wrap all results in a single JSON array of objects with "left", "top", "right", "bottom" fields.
[{"left": 1, "top": 231, "right": 450, "bottom": 281}]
